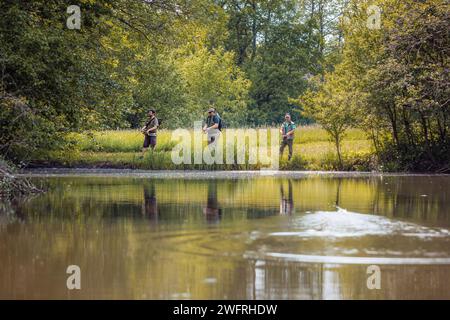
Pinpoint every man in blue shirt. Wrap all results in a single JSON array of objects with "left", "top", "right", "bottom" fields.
[{"left": 280, "top": 113, "right": 296, "bottom": 161}]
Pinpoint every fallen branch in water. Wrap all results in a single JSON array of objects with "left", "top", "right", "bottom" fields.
[
  {"left": 0, "top": 159, "right": 42, "bottom": 199},
  {"left": 436, "top": 165, "right": 450, "bottom": 174}
]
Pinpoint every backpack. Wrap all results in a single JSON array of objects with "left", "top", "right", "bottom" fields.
[
  {"left": 206, "top": 114, "right": 224, "bottom": 131},
  {"left": 216, "top": 113, "right": 224, "bottom": 131}
]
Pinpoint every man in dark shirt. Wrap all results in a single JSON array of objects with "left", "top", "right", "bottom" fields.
[
  {"left": 141, "top": 109, "right": 159, "bottom": 157},
  {"left": 203, "top": 107, "right": 221, "bottom": 145},
  {"left": 280, "top": 113, "right": 297, "bottom": 161}
]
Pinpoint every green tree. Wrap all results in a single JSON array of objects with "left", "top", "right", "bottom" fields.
[
  {"left": 0, "top": 0, "right": 217, "bottom": 160},
  {"left": 218, "top": 0, "right": 342, "bottom": 125},
  {"left": 299, "top": 71, "right": 359, "bottom": 168},
  {"left": 315, "top": 0, "right": 449, "bottom": 171},
  {"left": 172, "top": 28, "right": 251, "bottom": 126}
]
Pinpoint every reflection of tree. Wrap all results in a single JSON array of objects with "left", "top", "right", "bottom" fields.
[
  {"left": 28, "top": 177, "right": 449, "bottom": 223},
  {"left": 203, "top": 181, "right": 222, "bottom": 223},
  {"left": 248, "top": 259, "right": 324, "bottom": 299},
  {"left": 335, "top": 178, "right": 342, "bottom": 208},
  {"left": 246, "top": 259, "right": 450, "bottom": 300},
  {"left": 142, "top": 182, "right": 158, "bottom": 222},
  {"left": 0, "top": 199, "right": 24, "bottom": 226},
  {"left": 280, "top": 180, "right": 294, "bottom": 215}
]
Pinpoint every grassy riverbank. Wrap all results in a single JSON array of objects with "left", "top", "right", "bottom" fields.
[{"left": 30, "top": 126, "right": 376, "bottom": 171}]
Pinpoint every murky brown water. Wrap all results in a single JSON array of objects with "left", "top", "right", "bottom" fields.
[{"left": 1, "top": 171, "right": 450, "bottom": 299}]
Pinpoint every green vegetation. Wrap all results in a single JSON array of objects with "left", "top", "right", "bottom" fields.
[
  {"left": 1, "top": 0, "right": 448, "bottom": 172},
  {"left": 297, "top": 0, "right": 449, "bottom": 172},
  {"left": 31, "top": 126, "right": 374, "bottom": 171}
]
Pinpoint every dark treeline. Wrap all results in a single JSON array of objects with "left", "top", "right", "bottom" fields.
[{"left": 0, "top": 0, "right": 448, "bottom": 171}]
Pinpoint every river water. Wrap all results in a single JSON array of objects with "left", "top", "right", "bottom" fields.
[{"left": 1, "top": 170, "right": 449, "bottom": 299}]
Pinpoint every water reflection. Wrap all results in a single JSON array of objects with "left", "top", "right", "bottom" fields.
[
  {"left": 0, "top": 175, "right": 449, "bottom": 299},
  {"left": 142, "top": 183, "right": 158, "bottom": 222},
  {"left": 246, "top": 260, "right": 450, "bottom": 299},
  {"left": 280, "top": 180, "right": 294, "bottom": 216},
  {"left": 203, "top": 181, "right": 222, "bottom": 223}
]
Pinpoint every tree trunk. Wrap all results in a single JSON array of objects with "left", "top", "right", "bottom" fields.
[
  {"left": 334, "top": 134, "right": 343, "bottom": 170},
  {"left": 251, "top": 1, "right": 257, "bottom": 61}
]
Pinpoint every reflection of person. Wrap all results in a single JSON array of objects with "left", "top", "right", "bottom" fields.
[
  {"left": 141, "top": 109, "right": 159, "bottom": 157},
  {"left": 142, "top": 183, "right": 158, "bottom": 222},
  {"left": 280, "top": 113, "right": 297, "bottom": 161},
  {"left": 203, "top": 181, "right": 222, "bottom": 223},
  {"left": 280, "top": 180, "right": 294, "bottom": 215}
]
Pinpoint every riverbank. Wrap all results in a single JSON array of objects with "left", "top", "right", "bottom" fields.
[{"left": 29, "top": 126, "right": 377, "bottom": 171}]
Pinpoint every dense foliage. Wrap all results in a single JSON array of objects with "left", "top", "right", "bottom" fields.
[
  {"left": 299, "top": 0, "right": 449, "bottom": 171},
  {"left": 0, "top": 0, "right": 248, "bottom": 161}
]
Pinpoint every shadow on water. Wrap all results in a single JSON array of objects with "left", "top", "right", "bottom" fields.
[{"left": 1, "top": 174, "right": 450, "bottom": 299}]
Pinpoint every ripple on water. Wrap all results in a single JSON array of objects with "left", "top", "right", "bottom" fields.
[
  {"left": 270, "top": 208, "right": 450, "bottom": 239},
  {"left": 144, "top": 208, "right": 450, "bottom": 266},
  {"left": 243, "top": 208, "right": 450, "bottom": 265}
]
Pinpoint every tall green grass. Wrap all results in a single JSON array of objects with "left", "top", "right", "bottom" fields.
[
  {"left": 294, "top": 125, "right": 366, "bottom": 144},
  {"left": 69, "top": 130, "right": 176, "bottom": 153},
  {"left": 38, "top": 126, "right": 376, "bottom": 171},
  {"left": 70, "top": 127, "right": 368, "bottom": 151}
]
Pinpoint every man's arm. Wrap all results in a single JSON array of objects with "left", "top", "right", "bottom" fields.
[
  {"left": 280, "top": 125, "right": 288, "bottom": 138},
  {"left": 207, "top": 123, "right": 219, "bottom": 130},
  {"left": 146, "top": 126, "right": 158, "bottom": 134},
  {"left": 205, "top": 117, "right": 219, "bottom": 131},
  {"left": 142, "top": 121, "right": 149, "bottom": 132},
  {"left": 286, "top": 124, "right": 296, "bottom": 137}
]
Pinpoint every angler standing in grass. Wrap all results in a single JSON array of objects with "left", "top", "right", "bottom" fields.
[
  {"left": 203, "top": 107, "right": 222, "bottom": 145},
  {"left": 280, "top": 113, "right": 297, "bottom": 161},
  {"left": 141, "top": 109, "right": 159, "bottom": 158}
]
